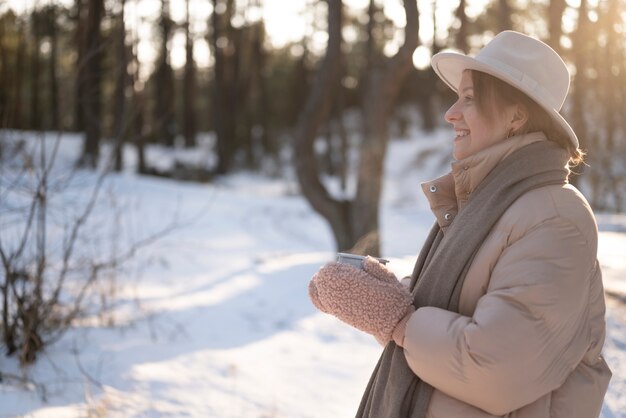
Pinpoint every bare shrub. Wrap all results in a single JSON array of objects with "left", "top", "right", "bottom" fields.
[{"left": 0, "top": 132, "right": 178, "bottom": 365}]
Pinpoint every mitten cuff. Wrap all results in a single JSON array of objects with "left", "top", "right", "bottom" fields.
[{"left": 392, "top": 306, "right": 416, "bottom": 347}]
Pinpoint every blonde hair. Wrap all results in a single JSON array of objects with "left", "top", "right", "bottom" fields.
[{"left": 470, "top": 70, "right": 585, "bottom": 167}]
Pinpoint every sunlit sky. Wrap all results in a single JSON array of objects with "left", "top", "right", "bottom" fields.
[{"left": 4, "top": 0, "right": 548, "bottom": 79}]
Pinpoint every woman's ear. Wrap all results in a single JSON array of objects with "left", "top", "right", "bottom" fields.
[{"left": 510, "top": 104, "right": 529, "bottom": 133}]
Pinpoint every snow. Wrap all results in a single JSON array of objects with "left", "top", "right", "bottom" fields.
[{"left": 0, "top": 129, "right": 625, "bottom": 417}]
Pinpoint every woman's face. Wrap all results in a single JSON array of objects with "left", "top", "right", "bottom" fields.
[{"left": 445, "top": 71, "right": 513, "bottom": 160}]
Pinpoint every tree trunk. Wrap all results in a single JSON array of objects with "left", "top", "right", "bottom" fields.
[
  {"left": 498, "top": 0, "right": 513, "bottom": 31},
  {"left": 78, "top": 0, "right": 104, "bottom": 168},
  {"left": 130, "top": 1, "right": 146, "bottom": 174},
  {"left": 183, "top": 0, "right": 197, "bottom": 148},
  {"left": 547, "top": 0, "right": 566, "bottom": 54},
  {"left": 154, "top": 0, "right": 176, "bottom": 146},
  {"left": 601, "top": 0, "right": 619, "bottom": 155},
  {"left": 570, "top": 0, "right": 589, "bottom": 167},
  {"left": 226, "top": 0, "right": 239, "bottom": 167},
  {"left": 74, "top": 0, "right": 86, "bottom": 132},
  {"left": 455, "top": 0, "right": 469, "bottom": 53},
  {"left": 14, "top": 21, "right": 26, "bottom": 129},
  {"left": 294, "top": 0, "right": 353, "bottom": 250},
  {"left": 0, "top": 17, "right": 9, "bottom": 127},
  {"left": 365, "top": 0, "right": 376, "bottom": 71},
  {"left": 290, "top": 47, "right": 309, "bottom": 127},
  {"left": 112, "top": 0, "right": 128, "bottom": 171},
  {"left": 212, "top": 0, "right": 238, "bottom": 173},
  {"left": 30, "top": 11, "right": 42, "bottom": 131},
  {"left": 600, "top": 0, "right": 622, "bottom": 211},
  {"left": 353, "top": 0, "right": 419, "bottom": 256},
  {"left": 332, "top": 69, "right": 349, "bottom": 193},
  {"left": 250, "top": 6, "right": 273, "bottom": 160},
  {"left": 47, "top": 6, "right": 60, "bottom": 131},
  {"left": 134, "top": 92, "right": 147, "bottom": 174},
  {"left": 212, "top": 0, "right": 226, "bottom": 173},
  {"left": 360, "top": 0, "right": 377, "bottom": 105}
]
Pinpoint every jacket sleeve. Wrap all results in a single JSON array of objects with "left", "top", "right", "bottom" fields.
[{"left": 402, "top": 216, "right": 595, "bottom": 416}]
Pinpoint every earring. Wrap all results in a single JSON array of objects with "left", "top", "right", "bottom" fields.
[{"left": 506, "top": 127, "right": 515, "bottom": 139}]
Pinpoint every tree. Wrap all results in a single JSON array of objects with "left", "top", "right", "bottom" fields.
[
  {"left": 570, "top": 0, "right": 590, "bottom": 166},
  {"left": 0, "top": 10, "right": 26, "bottom": 129},
  {"left": 353, "top": 0, "right": 419, "bottom": 255},
  {"left": 594, "top": 0, "right": 625, "bottom": 211},
  {"left": 112, "top": 0, "right": 130, "bottom": 171},
  {"left": 455, "top": 0, "right": 469, "bottom": 53},
  {"left": 253, "top": 18, "right": 273, "bottom": 161},
  {"left": 182, "top": 0, "right": 197, "bottom": 148},
  {"left": 547, "top": 0, "right": 566, "bottom": 54},
  {"left": 294, "top": 0, "right": 420, "bottom": 255},
  {"left": 41, "top": 5, "right": 61, "bottom": 131},
  {"left": 76, "top": 0, "right": 105, "bottom": 168},
  {"left": 243, "top": 5, "right": 272, "bottom": 167},
  {"left": 294, "top": 0, "right": 346, "bottom": 249},
  {"left": 73, "top": 0, "right": 86, "bottom": 132},
  {"left": 498, "top": 0, "right": 513, "bottom": 31},
  {"left": 211, "top": 0, "right": 237, "bottom": 174},
  {"left": 29, "top": 8, "right": 42, "bottom": 131},
  {"left": 153, "top": 0, "right": 176, "bottom": 146},
  {"left": 130, "top": 12, "right": 148, "bottom": 175}
]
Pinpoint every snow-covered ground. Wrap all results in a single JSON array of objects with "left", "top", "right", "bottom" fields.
[{"left": 1, "top": 129, "right": 625, "bottom": 417}]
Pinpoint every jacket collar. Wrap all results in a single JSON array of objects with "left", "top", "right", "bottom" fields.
[{"left": 421, "top": 132, "right": 548, "bottom": 230}]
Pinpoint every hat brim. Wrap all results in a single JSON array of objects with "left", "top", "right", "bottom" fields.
[{"left": 431, "top": 52, "right": 579, "bottom": 149}]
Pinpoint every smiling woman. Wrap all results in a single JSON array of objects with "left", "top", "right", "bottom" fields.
[{"left": 308, "top": 31, "right": 612, "bottom": 418}]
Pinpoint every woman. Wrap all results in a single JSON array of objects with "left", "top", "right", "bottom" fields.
[{"left": 308, "top": 31, "right": 612, "bottom": 418}]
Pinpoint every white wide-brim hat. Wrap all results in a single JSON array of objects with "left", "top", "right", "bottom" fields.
[{"left": 431, "top": 30, "right": 578, "bottom": 148}]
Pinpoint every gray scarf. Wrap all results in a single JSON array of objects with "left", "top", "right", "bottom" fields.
[{"left": 356, "top": 141, "right": 570, "bottom": 418}]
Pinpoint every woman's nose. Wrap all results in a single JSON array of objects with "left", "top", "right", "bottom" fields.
[{"left": 445, "top": 101, "right": 461, "bottom": 123}]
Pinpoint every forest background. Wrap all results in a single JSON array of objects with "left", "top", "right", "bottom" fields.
[{"left": 2, "top": 0, "right": 626, "bottom": 257}]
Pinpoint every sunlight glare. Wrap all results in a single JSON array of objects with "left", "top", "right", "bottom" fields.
[
  {"left": 171, "top": 32, "right": 187, "bottom": 69},
  {"left": 384, "top": 42, "right": 400, "bottom": 57},
  {"left": 412, "top": 45, "right": 431, "bottom": 70},
  {"left": 384, "top": 1, "right": 407, "bottom": 27},
  {"left": 245, "top": 5, "right": 264, "bottom": 24},
  {"left": 345, "top": 0, "right": 370, "bottom": 9},
  {"left": 562, "top": 6, "right": 578, "bottom": 33},
  {"left": 263, "top": 0, "right": 308, "bottom": 48},
  {"left": 466, "top": 0, "right": 492, "bottom": 19}
]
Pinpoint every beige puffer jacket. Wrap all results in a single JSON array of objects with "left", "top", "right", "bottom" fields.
[{"left": 402, "top": 132, "right": 612, "bottom": 418}]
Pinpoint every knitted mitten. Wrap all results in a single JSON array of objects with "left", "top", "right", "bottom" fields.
[
  {"left": 361, "top": 256, "right": 398, "bottom": 283},
  {"left": 308, "top": 259, "right": 415, "bottom": 346}
]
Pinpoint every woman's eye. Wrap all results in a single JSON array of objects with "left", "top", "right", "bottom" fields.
[{"left": 464, "top": 96, "right": 474, "bottom": 102}]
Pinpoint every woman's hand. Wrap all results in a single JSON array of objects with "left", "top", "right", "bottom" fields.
[{"left": 308, "top": 256, "right": 415, "bottom": 346}]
